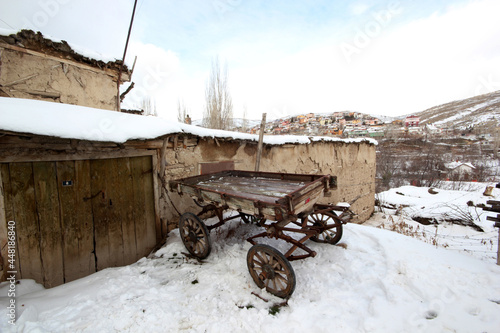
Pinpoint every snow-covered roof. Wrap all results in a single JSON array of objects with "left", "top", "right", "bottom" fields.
[
  {"left": 0, "top": 97, "right": 377, "bottom": 145},
  {"left": 0, "top": 29, "right": 126, "bottom": 70},
  {"left": 445, "top": 161, "right": 476, "bottom": 170}
]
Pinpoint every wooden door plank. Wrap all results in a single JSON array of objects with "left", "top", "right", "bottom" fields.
[
  {"left": 9, "top": 163, "right": 43, "bottom": 283},
  {"left": 0, "top": 164, "right": 21, "bottom": 280},
  {"left": 104, "top": 158, "right": 126, "bottom": 267},
  {"left": 116, "top": 158, "right": 137, "bottom": 265},
  {"left": 130, "top": 156, "right": 156, "bottom": 257},
  {"left": 56, "top": 160, "right": 95, "bottom": 283},
  {"left": 89, "top": 159, "right": 111, "bottom": 271},
  {"left": 33, "top": 161, "right": 64, "bottom": 287}
]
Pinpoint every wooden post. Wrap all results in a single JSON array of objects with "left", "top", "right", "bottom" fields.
[
  {"left": 255, "top": 113, "right": 266, "bottom": 172},
  {"left": 497, "top": 228, "right": 500, "bottom": 266},
  {"left": 485, "top": 200, "right": 500, "bottom": 265}
]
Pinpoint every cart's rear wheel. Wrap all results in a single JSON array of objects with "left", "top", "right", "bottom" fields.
[
  {"left": 247, "top": 244, "right": 296, "bottom": 298},
  {"left": 179, "top": 212, "right": 211, "bottom": 259},
  {"left": 303, "top": 211, "right": 343, "bottom": 244}
]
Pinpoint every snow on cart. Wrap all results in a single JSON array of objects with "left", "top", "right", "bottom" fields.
[{"left": 169, "top": 170, "right": 351, "bottom": 298}]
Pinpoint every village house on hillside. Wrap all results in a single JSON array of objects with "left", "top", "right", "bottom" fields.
[
  {"left": 0, "top": 30, "right": 377, "bottom": 289},
  {"left": 445, "top": 161, "right": 476, "bottom": 180},
  {"left": 405, "top": 115, "right": 420, "bottom": 127}
]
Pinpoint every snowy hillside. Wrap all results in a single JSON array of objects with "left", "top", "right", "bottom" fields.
[
  {"left": 417, "top": 90, "right": 500, "bottom": 131},
  {"left": 1, "top": 183, "right": 499, "bottom": 332},
  {"left": 372, "top": 182, "right": 500, "bottom": 262}
]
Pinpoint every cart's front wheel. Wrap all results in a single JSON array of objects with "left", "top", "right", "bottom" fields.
[
  {"left": 303, "top": 211, "right": 343, "bottom": 244},
  {"left": 247, "top": 244, "right": 296, "bottom": 298},
  {"left": 179, "top": 212, "right": 211, "bottom": 259}
]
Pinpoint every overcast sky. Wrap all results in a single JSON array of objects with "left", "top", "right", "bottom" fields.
[{"left": 1, "top": 0, "right": 499, "bottom": 121}]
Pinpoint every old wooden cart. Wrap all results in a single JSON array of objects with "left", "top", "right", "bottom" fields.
[{"left": 169, "top": 170, "right": 350, "bottom": 298}]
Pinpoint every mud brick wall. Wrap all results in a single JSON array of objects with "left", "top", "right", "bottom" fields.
[
  {"left": 162, "top": 138, "right": 376, "bottom": 231},
  {"left": 0, "top": 46, "right": 119, "bottom": 110}
]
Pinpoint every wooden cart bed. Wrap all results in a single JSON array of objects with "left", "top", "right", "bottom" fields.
[{"left": 169, "top": 170, "right": 334, "bottom": 220}]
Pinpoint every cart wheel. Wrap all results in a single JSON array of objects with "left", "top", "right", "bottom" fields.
[
  {"left": 240, "top": 213, "right": 258, "bottom": 224},
  {"left": 247, "top": 244, "right": 296, "bottom": 298},
  {"left": 179, "top": 212, "right": 212, "bottom": 259},
  {"left": 303, "top": 211, "right": 343, "bottom": 245}
]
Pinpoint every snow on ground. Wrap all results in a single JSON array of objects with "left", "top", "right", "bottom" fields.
[
  {"left": 371, "top": 182, "right": 500, "bottom": 263},
  {"left": 1, "top": 205, "right": 500, "bottom": 332}
]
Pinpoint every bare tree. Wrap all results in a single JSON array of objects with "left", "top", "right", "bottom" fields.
[
  {"left": 405, "top": 141, "right": 445, "bottom": 187},
  {"left": 202, "top": 57, "right": 233, "bottom": 130},
  {"left": 177, "top": 99, "right": 189, "bottom": 123},
  {"left": 376, "top": 140, "right": 406, "bottom": 192},
  {"left": 141, "top": 97, "right": 157, "bottom": 117},
  {"left": 242, "top": 104, "right": 249, "bottom": 133}
]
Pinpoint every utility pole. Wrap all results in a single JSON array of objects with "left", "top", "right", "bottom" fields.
[
  {"left": 117, "top": 0, "right": 138, "bottom": 111},
  {"left": 255, "top": 113, "right": 267, "bottom": 172}
]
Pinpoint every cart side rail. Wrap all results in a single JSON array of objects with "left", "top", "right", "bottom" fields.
[{"left": 171, "top": 181, "right": 284, "bottom": 220}]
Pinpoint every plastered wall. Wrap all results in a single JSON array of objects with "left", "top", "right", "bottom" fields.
[
  {"left": 0, "top": 47, "right": 118, "bottom": 110},
  {"left": 162, "top": 139, "right": 376, "bottom": 231}
]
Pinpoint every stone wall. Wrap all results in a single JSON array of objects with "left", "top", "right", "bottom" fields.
[
  {"left": 162, "top": 138, "right": 376, "bottom": 231},
  {"left": 0, "top": 46, "right": 119, "bottom": 110}
]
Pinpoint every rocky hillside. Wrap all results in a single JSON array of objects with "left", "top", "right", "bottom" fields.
[{"left": 417, "top": 90, "right": 500, "bottom": 132}]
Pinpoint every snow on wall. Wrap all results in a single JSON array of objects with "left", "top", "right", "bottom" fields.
[{"left": 0, "top": 97, "right": 377, "bottom": 146}]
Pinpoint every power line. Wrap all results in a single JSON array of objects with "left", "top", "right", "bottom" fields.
[{"left": 0, "top": 17, "right": 15, "bottom": 30}]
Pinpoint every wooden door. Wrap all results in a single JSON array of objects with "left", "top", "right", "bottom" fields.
[{"left": 0, "top": 156, "right": 157, "bottom": 287}]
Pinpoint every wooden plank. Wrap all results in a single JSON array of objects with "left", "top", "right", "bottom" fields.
[
  {"left": 289, "top": 178, "right": 327, "bottom": 200},
  {"left": 487, "top": 215, "right": 500, "bottom": 222},
  {"left": 224, "top": 196, "right": 257, "bottom": 215},
  {"left": 124, "top": 138, "right": 198, "bottom": 149},
  {"left": 9, "top": 163, "right": 43, "bottom": 283},
  {"left": 0, "top": 149, "right": 155, "bottom": 163},
  {"left": 0, "top": 165, "right": 19, "bottom": 280},
  {"left": 484, "top": 207, "right": 500, "bottom": 213},
  {"left": 89, "top": 159, "right": 112, "bottom": 271},
  {"left": 56, "top": 160, "right": 95, "bottom": 283},
  {"left": 200, "top": 161, "right": 235, "bottom": 175},
  {"left": 115, "top": 158, "right": 137, "bottom": 266},
  {"left": 1, "top": 164, "right": 23, "bottom": 280},
  {"left": 130, "top": 156, "right": 157, "bottom": 256},
  {"left": 230, "top": 170, "right": 324, "bottom": 183},
  {"left": 0, "top": 166, "right": 7, "bottom": 279},
  {"left": 33, "top": 161, "right": 64, "bottom": 287},
  {"left": 100, "top": 158, "right": 125, "bottom": 268},
  {"left": 151, "top": 154, "right": 162, "bottom": 241},
  {"left": 291, "top": 185, "right": 325, "bottom": 215}
]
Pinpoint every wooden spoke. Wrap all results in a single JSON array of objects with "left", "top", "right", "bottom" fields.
[
  {"left": 247, "top": 244, "right": 296, "bottom": 298},
  {"left": 179, "top": 212, "right": 212, "bottom": 259},
  {"left": 303, "top": 211, "right": 343, "bottom": 245}
]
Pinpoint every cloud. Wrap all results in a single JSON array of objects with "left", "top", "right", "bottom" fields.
[
  {"left": 350, "top": 3, "right": 372, "bottom": 16},
  {"left": 226, "top": 0, "right": 500, "bottom": 118},
  {"left": 121, "top": 41, "right": 181, "bottom": 111},
  {"left": 2, "top": 0, "right": 499, "bottom": 120}
]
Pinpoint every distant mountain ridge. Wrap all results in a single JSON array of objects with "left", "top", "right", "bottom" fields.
[
  {"left": 416, "top": 90, "right": 500, "bottom": 131},
  {"left": 191, "top": 90, "right": 500, "bottom": 133}
]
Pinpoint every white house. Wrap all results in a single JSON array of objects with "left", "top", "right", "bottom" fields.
[{"left": 445, "top": 161, "right": 476, "bottom": 180}]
